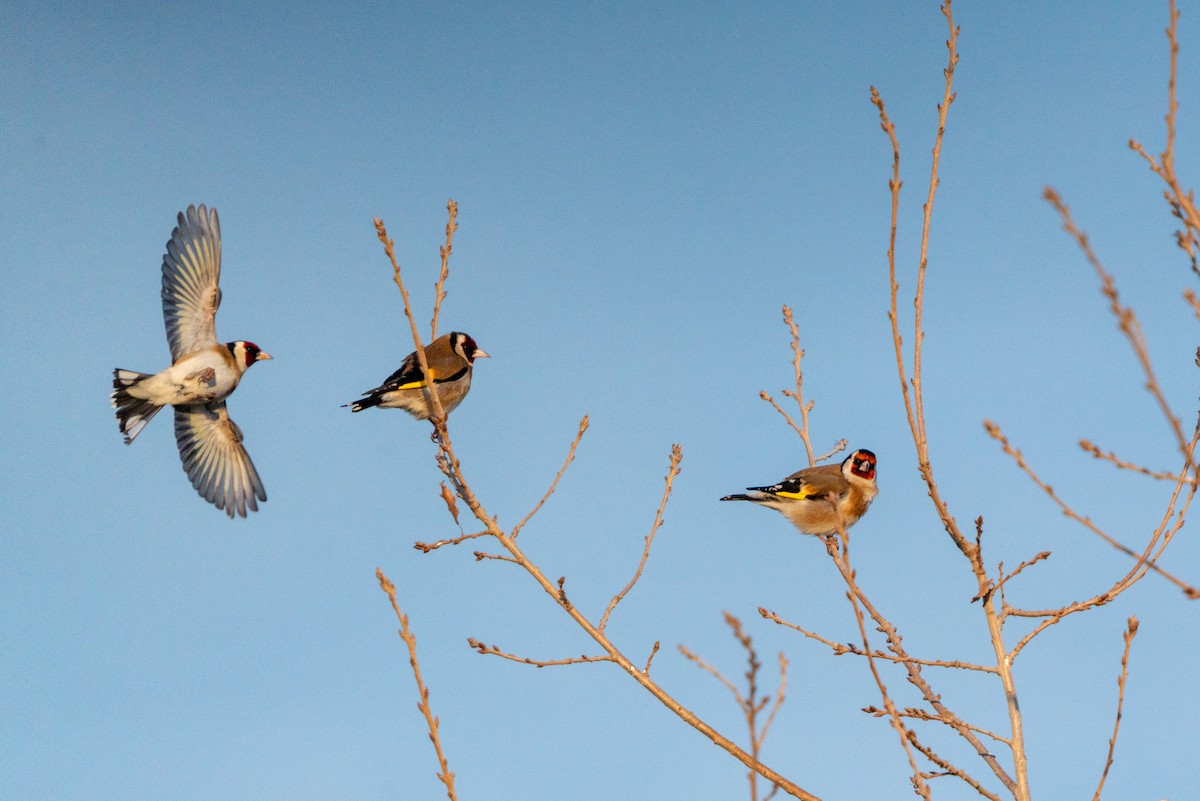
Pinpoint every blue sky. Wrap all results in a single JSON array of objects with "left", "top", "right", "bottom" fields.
[{"left": 3, "top": 2, "right": 1198, "bottom": 799}]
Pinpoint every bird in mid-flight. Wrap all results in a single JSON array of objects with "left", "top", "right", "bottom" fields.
[
  {"left": 721, "top": 449, "right": 877, "bottom": 536},
  {"left": 111, "top": 204, "right": 271, "bottom": 518},
  {"left": 345, "top": 331, "right": 488, "bottom": 421}
]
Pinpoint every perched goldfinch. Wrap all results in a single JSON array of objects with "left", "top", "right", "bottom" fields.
[
  {"left": 111, "top": 204, "right": 271, "bottom": 519},
  {"left": 721, "top": 449, "right": 878, "bottom": 535},
  {"left": 345, "top": 332, "right": 489, "bottom": 419}
]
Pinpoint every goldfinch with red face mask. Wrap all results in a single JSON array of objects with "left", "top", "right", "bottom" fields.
[
  {"left": 111, "top": 205, "right": 271, "bottom": 519},
  {"left": 721, "top": 449, "right": 877, "bottom": 535},
  {"left": 345, "top": 331, "right": 489, "bottom": 419}
]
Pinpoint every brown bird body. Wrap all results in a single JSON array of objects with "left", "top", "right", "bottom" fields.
[
  {"left": 721, "top": 449, "right": 878, "bottom": 536},
  {"left": 346, "top": 332, "right": 488, "bottom": 419}
]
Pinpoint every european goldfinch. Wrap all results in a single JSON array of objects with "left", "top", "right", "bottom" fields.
[
  {"left": 345, "top": 331, "right": 489, "bottom": 419},
  {"left": 111, "top": 204, "right": 271, "bottom": 519},
  {"left": 721, "top": 449, "right": 878, "bottom": 536}
]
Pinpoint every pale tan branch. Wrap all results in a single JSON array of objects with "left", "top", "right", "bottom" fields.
[
  {"left": 1080, "top": 438, "right": 1196, "bottom": 484},
  {"left": 1042, "top": 188, "right": 1188, "bottom": 456},
  {"left": 1009, "top": 495, "right": 1194, "bottom": 660},
  {"left": 376, "top": 569, "right": 459, "bottom": 801},
  {"left": 473, "top": 551, "right": 521, "bottom": 565},
  {"left": 678, "top": 643, "right": 743, "bottom": 704},
  {"left": 781, "top": 304, "right": 816, "bottom": 466},
  {"left": 985, "top": 420, "right": 1199, "bottom": 596},
  {"left": 863, "top": 706, "right": 1012, "bottom": 746},
  {"left": 759, "top": 391, "right": 807, "bottom": 444},
  {"left": 905, "top": 732, "right": 1003, "bottom": 801},
  {"left": 600, "top": 444, "right": 682, "bottom": 631},
  {"left": 1129, "top": 1, "right": 1200, "bottom": 272},
  {"left": 848, "top": 587, "right": 931, "bottom": 800},
  {"left": 429, "top": 200, "right": 457, "bottom": 339},
  {"left": 414, "top": 530, "right": 490, "bottom": 553},
  {"left": 1091, "top": 617, "right": 1139, "bottom": 801},
  {"left": 468, "top": 638, "right": 615, "bottom": 668},
  {"left": 817, "top": 532, "right": 1019, "bottom": 796},
  {"left": 510, "top": 416, "right": 590, "bottom": 539},
  {"left": 990, "top": 552, "right": 1053, "bottom": 603},
  {"left": 643, "top": 641, "right": 661, "bottom": 676},
  {"left": 758, "top": 608, "right": 996, "bottom": 673}
]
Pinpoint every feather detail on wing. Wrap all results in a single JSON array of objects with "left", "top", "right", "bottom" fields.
[
  {"left": 162, "top": 204, "right": 222, "bottom": 361},
  {"left": 173, "top": 401, "right": 266, "bottom": 518}
]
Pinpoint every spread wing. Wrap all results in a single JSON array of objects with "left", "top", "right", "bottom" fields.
[
  {"left": 173, "top": 402, "right": 266, "bottom": 518},
  {"left": 161, "top": 204, "right": 222, "bottom": 361}
]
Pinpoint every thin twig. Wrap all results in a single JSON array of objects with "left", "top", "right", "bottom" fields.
[
  {"left": 599, "top": 444, "right": 682, "bottom": 631},
  {"left": 985, "top": 420, "right": 1198, "bottom": 596},
  {"left": 847, "top": 584, "right": 931, "bottom": 800},
  {"left": 414, "top": 530, "right": 489, "bottom": 553},
  {"left": 759, "top": 608, "right": 996, "bottom": 673},
  {"left": 864, "top": 706, "right": 1012, "bottom": 746},
  {"left": 467, "top": 638, "right": 615, "bottom": 668},
  {"left": 510, "top": 416, "right": 590, "bottom": 539},
  {"left": 781, "top": 305, "right": 816, "bottom": 467},
  {"left": 430, "top": 200, "right": 457, "bottom": 339},
  {"left": 1091, "top": 617, "right": 1140, "bottom": 801},
  {"left": 818, "top": 533, "right": 1019, "bottom": 796},
  {"left": 987, "top": 552, "right": 1053, "bottom": 603},
  {"left": 376, "top": 569, "right": 459, "bottom": 801},
  {"left": 1043, "top": 188, "right": 1189, "bottom": 458},
  {"left": 1080, "top": 438, "right": 1197, "bottom": 484},
  {"left": 1129, "top": 1, "right": 1200, "bottom": 273},
  {"left": 904, "top": 733, "right": 1003, "bottom": 801}
]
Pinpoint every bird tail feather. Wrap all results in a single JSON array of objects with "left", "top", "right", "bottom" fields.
[
  {"left": 344, "top": 395, "right": 383, "bottom": 413},
  {"left": 111, "top": 369, "right": 162, "bottom": 444}
]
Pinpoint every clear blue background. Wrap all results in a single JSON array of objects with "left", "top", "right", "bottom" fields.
[{"left": 3, "top": 2, "right": 1197, "bottom": 799}]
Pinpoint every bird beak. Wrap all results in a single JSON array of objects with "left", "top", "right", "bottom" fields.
[
  {"left": 473, "top": 349, "right": 490, "bottom": 359},
  {"left": 256, "top": 351, "right": 273, "bottom": 361}
]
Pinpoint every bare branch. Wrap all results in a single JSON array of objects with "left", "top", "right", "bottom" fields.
[
  {"left": 780, "top": 304, "right": 816, "bottom": 466},
  {"left": 643, "top": 641, "right": 661, "bottom": 676},
  {"left": 430, "top": 200, "right": 457, "bottom": 339},
  {"left": 414, "top": 530, "right": 489, "bottom": 553},
  {"left": 511, "top": 416, "right": 590, "bottom": 539},
  {"left": 864, "top": 706, "right": 1012, "bottom": 746},
  {"left": 376, "top": 569, "right": 459, "bottom": 801},
  {"left": 1091, "top": 617, "right": 1140, "bottom": 801},
  {"left": 1079, "top": 438, "right": 1196, "bottom": 484},
  {"left": 678, "top": 643, "right": 743, "bottom": 703},
  {"left": 1042, "top": 188, "right": 1189, "bottom": 457},
  {"left": 759, "top": 608, "right": 996, "bottom": 673},
  {"left": 600, "top": 444, "right": 682, "bottom": 631},
  {"left": 848, "top": 587, "right": 931, "bottom": 800},
  {"left": 467, "top": 638, "right": 615, "bottom": 668},
  {"left": 985, "top": 420, "right": 1199, "bottom": 596},
  {"left": 905, "top": 732, "right": 1003, "bottom": 801},
  {"left": 473, "top": 551, "right": 521, "bottom": 565}
]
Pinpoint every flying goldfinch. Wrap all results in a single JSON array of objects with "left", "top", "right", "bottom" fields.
[
  {"left": 345, "top": 331, "right": 488, "bottom": 419},
  {"left": 111, "top": 204, "right": 270, "bottom": 519},
  {"left": 721, "top": 449, "right": 877, "bottom": 535}
]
